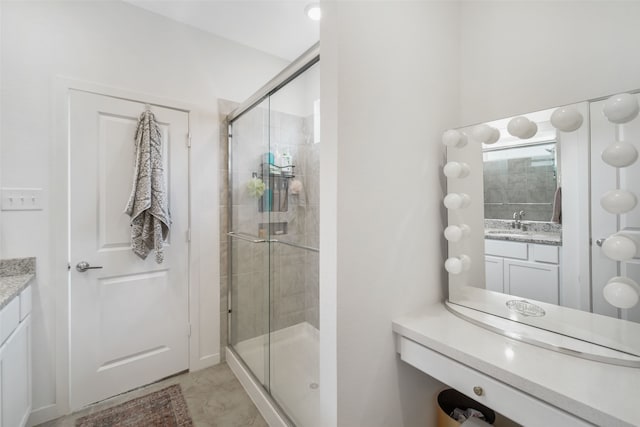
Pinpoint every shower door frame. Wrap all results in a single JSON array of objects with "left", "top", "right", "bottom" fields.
[{"left": 226, "top": 42, "right": 320, "bottom": 424}]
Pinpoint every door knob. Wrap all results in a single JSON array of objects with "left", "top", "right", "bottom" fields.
[{"left": 76, "top": 261, "right": 103, "bottom": 272}]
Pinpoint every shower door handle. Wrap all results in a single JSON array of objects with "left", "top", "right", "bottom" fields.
[{"left": 227, "top": 232, "right": 266, "bottom": 243}]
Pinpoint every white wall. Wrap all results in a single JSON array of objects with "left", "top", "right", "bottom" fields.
[
  {"left": 320, "top": 2, "right": 459, "bottom": 426},
  {"left": 459, "top": 1, "right": 640, "bottom": 125},
  {"left": 0, "top": 0, "right": 287, "bottom": 421},
  {"left": 0, "top": 1, "right": 3, "bottom": 260}
]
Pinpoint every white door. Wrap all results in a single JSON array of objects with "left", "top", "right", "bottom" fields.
[
  {"left": 591, "top": 94, "right": 640, "bottom": 323},
  {"left": 68, "top": 90, "right": 190, "bottom": 409}
]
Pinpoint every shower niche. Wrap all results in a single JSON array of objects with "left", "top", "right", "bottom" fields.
[{"left": 227, "top": 45, "right": 320, "bottom": 427}]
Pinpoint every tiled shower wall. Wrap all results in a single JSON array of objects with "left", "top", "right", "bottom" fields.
[
  {"left": 483, "top": 156, "right": 557, "bottom": 221},
  {"left": 220, "top": 99, "right": 319, "bottom": 352},
  {"left": 270, "top": 112, "right": 319, "bottom": 332}
]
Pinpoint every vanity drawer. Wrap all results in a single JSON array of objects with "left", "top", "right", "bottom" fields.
[
  {"left": 399, "top": 337, "right": 592, "bottom": 427},
  {"left": 532, "top": 244, "right": 559, "bottom": 264},
  {"left": 485, "top": 240, "right": 528, "bottom": 260},
  {"left": 0, "top": 297, "right": 20, "bottom": 345}
]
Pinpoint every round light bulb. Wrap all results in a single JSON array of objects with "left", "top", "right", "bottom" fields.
[
  {"left": 550, "top": 107, "right": 584, "bottom": 132},
  {"left": 445, "top": 255, "right": 470, "bottom": 275},
  {"left": 471, "top": 124, "right": 501, "bottom": 145},
  {"left": 507, "top": 116, "right": 532, "bottom": 138},
  {"left": 601, "top": 141, "right": 638, "bottom": 168},
  {"left": 472, "top": 124, "right": 491, "bottom": 143},
  {"left": 486, "top": 127, "right": 501, "bottom": 144},
  {"left": 602, "top": 234, "right": 637, "bottom": 261},
  {"left": 444, "top": 193, "right": 461, "bottom": 209},
  {"left": 445, "top": 257, "right": 462, "bottom": 275},
  {"left": 603, "top": 93, "right": 640, "bottom": 124},
  {"left": 443, "top": 161, "right": 471, "bottom": 178},
  {"left": 520, "top": 121, "right": 538, "bottom": 139},
  {"left": 600, "top": 189, "right": 638, "bottom": 214},
  {"left": 444, "top": 193, "right": 470, "bottom": 210},
  {"left": 603, "top": 276, "right": 640, "bottom": 309},
  {"left": 305, "top": 4, "right": 322, "bottom": 21},
  {"left": 442, "top": 129, "right": 468, "bottom": 148},
  {"left": 444, "top": 224, "right": 471, "bottom": 242},
  {"left": 444, "top": 225, "right": 462, "bottom": 242}
]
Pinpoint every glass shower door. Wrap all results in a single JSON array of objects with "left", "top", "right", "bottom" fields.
[
  {"left": 228, "top": 55, "right": 320, "bottom": 426},
  {"left": 229, "top": 99, "right": 271, "bottom": 387},
  {"left": 268, "top": 62, "right": 320, "bottom": 427}
]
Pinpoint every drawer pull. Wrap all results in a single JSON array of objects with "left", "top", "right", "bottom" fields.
[{"left": 473, "top": 386, "right": 484, "bottom": 396}]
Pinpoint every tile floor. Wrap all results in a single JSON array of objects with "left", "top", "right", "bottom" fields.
[{"left": 38, "top": 363, "right": 268, "bottom": 427}]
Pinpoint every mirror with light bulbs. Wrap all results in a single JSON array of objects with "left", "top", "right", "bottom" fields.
[{"left": 444, "top": 90, "right": 640, "bottom": 357}]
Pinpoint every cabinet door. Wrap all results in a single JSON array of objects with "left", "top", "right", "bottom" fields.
[
  {"left": 1, "top": 317, "right": 31, "bottom": 427},
  {"left": 504, "top": 260, "right": 559, "bottom": 305},
  {"left": 485, "top": 256, "right": 504, "bottom": 293}
]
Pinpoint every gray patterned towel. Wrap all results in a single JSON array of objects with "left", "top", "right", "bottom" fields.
[{"left": 125, "top": 110, "right": 171, "bottom": 263}]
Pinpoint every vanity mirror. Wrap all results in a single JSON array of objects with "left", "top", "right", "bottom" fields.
[{"left": 445, "top": 91, "right": 640, "bottom": 363}]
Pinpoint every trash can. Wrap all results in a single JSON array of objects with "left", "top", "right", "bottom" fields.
[{"left": 436, "top": 389, "right": 496, "bottom": 427}]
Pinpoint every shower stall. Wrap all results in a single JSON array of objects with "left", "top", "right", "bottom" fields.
[{"left": 226, "top": 44, "right": 320, "bottom": 426}]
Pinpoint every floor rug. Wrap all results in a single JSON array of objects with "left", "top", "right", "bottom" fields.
[{"left": 76, "top": 384, "right": 193, "bottom": 427}]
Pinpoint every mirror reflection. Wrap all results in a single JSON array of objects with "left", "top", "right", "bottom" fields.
[
  {"left": 483, "top": 142, "right": 558, "bottom": 222},
  {"left": 445, "top": 91, "right": 640, "bottom": 356}
]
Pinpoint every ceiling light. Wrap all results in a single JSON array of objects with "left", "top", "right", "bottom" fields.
[{"left": 305, "top": 3, "right": 321, "bottom": 21}]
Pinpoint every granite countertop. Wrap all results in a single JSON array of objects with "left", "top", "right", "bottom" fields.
[
  {"left": 0, "top": 258, "right": 35, "bottom": 309},
  {"left": 483, "top": 219, "right": 562, "bottom": 246},
  {"left": 484, "top": 228, "right": 562, "bottom": 246}
]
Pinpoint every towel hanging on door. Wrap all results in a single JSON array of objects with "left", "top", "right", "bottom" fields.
[{"left": 125, "top": 109, "right": 171, "bottom": 263}]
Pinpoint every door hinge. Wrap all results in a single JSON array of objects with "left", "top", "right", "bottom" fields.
[
  {"left": 188, "top": 323, "right": 192, "bottom": 337},
  {"left": 186, "top": 228, "right": 191, "bottom": 242},
  {"left": 186, "top": 132, "right": 192, "bottom": 148}
]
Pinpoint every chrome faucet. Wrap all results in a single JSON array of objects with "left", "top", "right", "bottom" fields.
[{"left": 512, "top": 210, "right": 526, "bottom": 229}]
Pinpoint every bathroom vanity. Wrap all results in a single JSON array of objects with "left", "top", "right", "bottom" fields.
[
  {"left": 0, "top": 258, "right": 34, "bottom": 427},
  {"left": 393, "top": 304, "right": 640, "bottom": 427},
  {"left": 484, "top": 223, "right": 562, "bottom": 305},
  {"left": 426, "top": 90, "right": 640, "bottom": 427}
]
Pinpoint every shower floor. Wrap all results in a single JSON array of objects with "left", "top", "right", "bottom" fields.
[{"left": 233, "top": 322, "right": 320, "bottom": 427}]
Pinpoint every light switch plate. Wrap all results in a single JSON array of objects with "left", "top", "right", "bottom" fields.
[{"left": 1, "top": 188, "right": 43, "bottom": 211}]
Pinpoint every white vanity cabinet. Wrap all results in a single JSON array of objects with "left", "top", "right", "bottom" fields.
[
  {"left": 393, "top": 305, "right": 640, "bottom": 427},
  {"left": 0, "top": 286, "right": 32, "bottom": 427},
  {"left": 485, "top": 240, "right": 560, "bottom": 304}
]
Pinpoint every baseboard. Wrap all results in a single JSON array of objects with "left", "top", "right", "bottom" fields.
[
  {"left": 190, "top": 352, "right": 220, "bottom": 372},
  {"left": 27, "top": 403, "right": 59, "bottom": 427},
  {"left": 226, "top": 347, "right": 290, "bottom": 427}
]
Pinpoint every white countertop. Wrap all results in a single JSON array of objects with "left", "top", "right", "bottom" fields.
[{"left": 392, "top": 303, "right": 640, "bottom": 427}]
